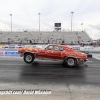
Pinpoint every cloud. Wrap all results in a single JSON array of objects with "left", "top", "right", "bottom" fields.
[
  {"left": 0, "top": 0, "right": 100, "bottom": 39},
  {"left": 89, "top": 24, "right": 100, "bottom": 30}
]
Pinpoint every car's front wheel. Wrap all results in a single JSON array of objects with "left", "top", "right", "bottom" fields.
[
  {"left": 24, "top": 53, "right": 34, "bottom": 63},
  {"left": 63, "top": 58, "right": 77, "bottom": 67}
]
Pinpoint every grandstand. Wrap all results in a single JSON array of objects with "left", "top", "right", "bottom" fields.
[{"left": 0, "top": 31, "right": 92, "bottom": 44}]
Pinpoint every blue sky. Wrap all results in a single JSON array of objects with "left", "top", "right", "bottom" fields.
[{"left": 0, "top": 0, "right": 100, "bottom": 39}]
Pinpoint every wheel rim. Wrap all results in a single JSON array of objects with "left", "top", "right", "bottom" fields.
[
  {"left": 26, "top": 55, "right": 32, "bottom": 62},
  {"left": 67, "top": 58, "right": 75, "bottom": 66}
]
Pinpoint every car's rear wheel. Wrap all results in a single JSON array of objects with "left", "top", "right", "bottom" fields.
[
  {"left": 63, "top": 58, "right": 77, "bottom": 67},
  {"left": 24, "top": 53, "right": 34, "bottom": 63}
]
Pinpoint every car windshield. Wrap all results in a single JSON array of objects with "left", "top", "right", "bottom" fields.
[{"left": 44, "top": 45, "right": 50, "bottom": 50}]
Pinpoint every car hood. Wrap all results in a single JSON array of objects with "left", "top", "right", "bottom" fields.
[{"left": 75, "top": 51, "right": 87, "bottom": 58}]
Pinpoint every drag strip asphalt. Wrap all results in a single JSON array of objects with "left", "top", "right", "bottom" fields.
[
  {"left": 0, "top": 56, "right": 100, "bottom": 100},
  {"left": 0, "top": 56, "right": 100, "bottom": 86}
]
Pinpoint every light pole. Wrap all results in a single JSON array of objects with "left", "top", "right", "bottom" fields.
[
  {"left": 71, "top": 12, "right": 74, "bottom": 32},
  {"left": 38, "top": 13, "right": 41, "bottom": 31},
  {"left": 10, "top": 14, "right": 12, "bottom": 32}
]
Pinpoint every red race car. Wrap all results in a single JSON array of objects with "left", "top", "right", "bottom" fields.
[{"left": 18, "top": 44, "right": 88, "bottom": 67}]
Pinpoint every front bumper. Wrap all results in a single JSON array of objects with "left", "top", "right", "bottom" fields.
[
  {"left": 77, "top": 58, "right": 88, "bottom": 64},
  {"left": 84, "top": 59, "right": 88, "bottom": 61}
]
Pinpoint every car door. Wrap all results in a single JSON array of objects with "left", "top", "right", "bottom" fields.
[
  {"left": 51, "top": 46, "right": 64, "bottom": 60},
  {"left": 45, "top": 45, "right": 64, "bottom": 60},
  {"left": 36, "top": 48, "right": 47, "bottom": 58},
  {"left": 44, "top": 45, "right": 54, "bottom": 59},
  {"left": 35, "top": 45, "right": 54, "bottom": 59}
]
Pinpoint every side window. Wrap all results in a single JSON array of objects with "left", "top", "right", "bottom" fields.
[
  {"left": 53, "top": 46, "right": 65, "bottom": 51},
  {"left": 59, "top": 47, "right": 65, "bottom": 51},
  {"left": 46, "top": 45, "right": 53, "bottom": 50},
  {"left": 54, "top": 46, "right": 59, "bottom": 51}
]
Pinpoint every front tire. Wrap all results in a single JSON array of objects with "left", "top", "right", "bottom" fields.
[
  {"left": 24, "top": 53, "right": 34, "bottom": 63},
  {"left": 63, "top": 58, "right": 77, "bottom": 67}
]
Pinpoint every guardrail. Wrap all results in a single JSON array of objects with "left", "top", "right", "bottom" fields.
[
  {"left": 0, "top": 44, "right": 100, "bottom": 57},
  {"left": 0, "top": 51, "right": 4, "bottom": 56},
  {"left": 0, "top": 51, "right": 19, "bottom": 56},
  {"left": 0, "top": 44, "right": 100, "bottom": 53},
  {"left": 4, "top": 51, "right": 19, "bottom": 56}
]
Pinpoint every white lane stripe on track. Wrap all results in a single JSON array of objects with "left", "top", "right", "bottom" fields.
[{"left": 92, "top": 53, "right": 100, "bottom": 60}]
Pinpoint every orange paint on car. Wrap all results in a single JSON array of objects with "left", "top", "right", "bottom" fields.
[{"left": 18, "top": 44, "right": 87, "bottom": 61}]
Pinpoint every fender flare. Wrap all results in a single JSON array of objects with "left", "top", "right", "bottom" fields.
[{"left": 63, "top": 56, "right": 77, "bottom": 62}]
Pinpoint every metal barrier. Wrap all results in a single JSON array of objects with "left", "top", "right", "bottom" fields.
[
  {"left": 4, "top": 51, "right": 19, "bottom": 56},
  {"left": 0, "top": 51, "right": 19, "bottom": 56}
]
